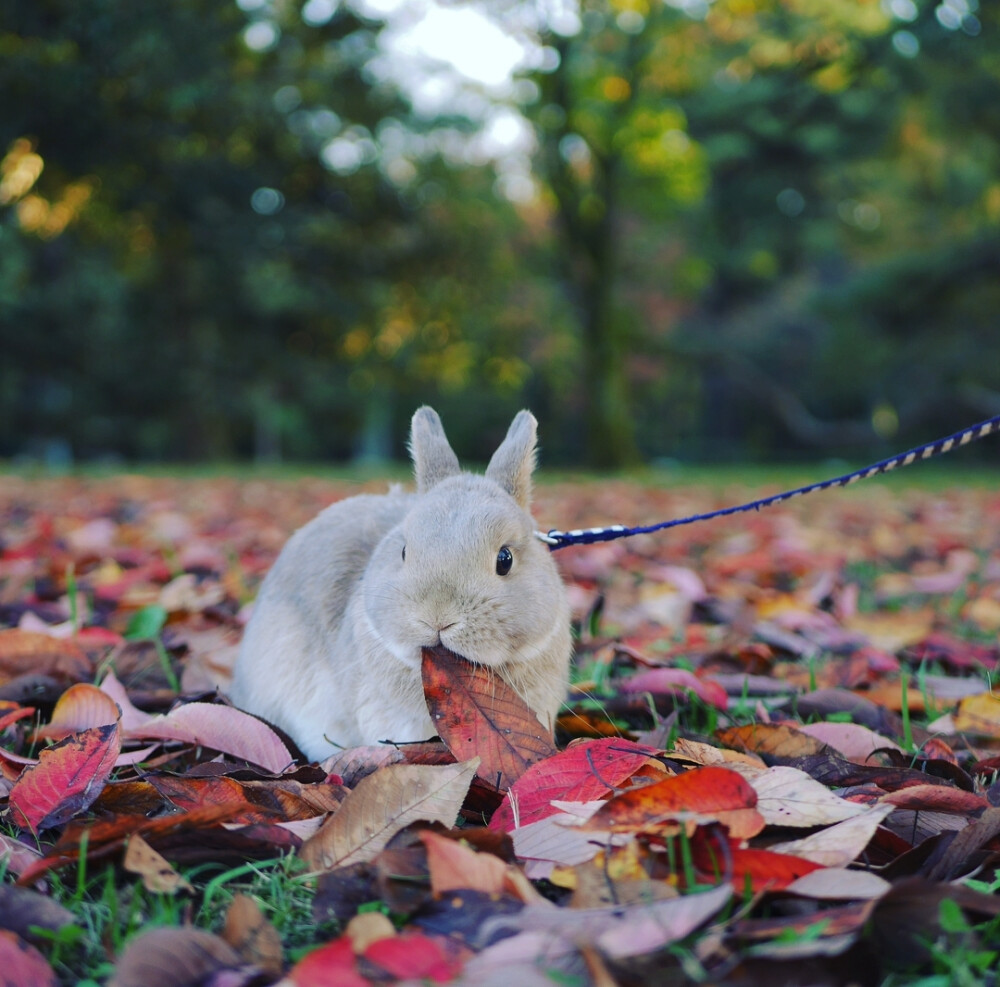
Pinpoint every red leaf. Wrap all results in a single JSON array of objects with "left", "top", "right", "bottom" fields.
[
  {"left": 621, "top": 668, "right": 728, "bottom": 710},
  {"left": 288, "top": 936, "right": 368, "bottom": 987},
  {"left": 9, "top": 722, "right": 121, "bottom": 833},
  {"left": 691, "top": 833, "right": 824, "bottom": 892},
  {"left": 422, "top": 645, "right": 556, "bottom": 791},
  {"left": 0, "top": 930, "right": 57, "bottom": 987},
  {"left": 365, "top": 932, "right": 460, "bottom": 983},
  {"left": 490, "top": 738, "right": 661, "bottom": 832}
]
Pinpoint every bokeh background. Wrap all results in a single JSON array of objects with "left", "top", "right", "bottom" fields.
[{"left": 1, "top": 0, "right": 997, "bottom": 468}]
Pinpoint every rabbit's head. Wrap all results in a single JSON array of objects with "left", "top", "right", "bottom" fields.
[{"left": 363, "top": 407, "right": 569, "bottom": 678}]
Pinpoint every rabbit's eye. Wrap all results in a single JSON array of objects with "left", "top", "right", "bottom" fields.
[{"left": 496, "top": 545, "right": 513, "bottom": 576}]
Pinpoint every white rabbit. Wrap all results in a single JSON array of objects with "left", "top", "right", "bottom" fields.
[{"left": 229, "top": 406, "right": 572, "bottom": 762}]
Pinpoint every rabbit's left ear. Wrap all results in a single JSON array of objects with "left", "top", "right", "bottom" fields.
[{"left": 486, "top": 410, "right": 537, "bottom": 509}]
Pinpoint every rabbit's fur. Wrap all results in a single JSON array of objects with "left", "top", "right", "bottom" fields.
[{"left": 230, "top": 407, "right": 571, "bottom": 761}]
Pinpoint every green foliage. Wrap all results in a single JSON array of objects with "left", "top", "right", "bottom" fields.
[{"left": 2, "top": 0, "right": 999, "bottom": 465}]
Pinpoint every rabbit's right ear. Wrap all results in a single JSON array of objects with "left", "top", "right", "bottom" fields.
[{"left": 410, "top": 406, "right": 461, "bottom": 493}]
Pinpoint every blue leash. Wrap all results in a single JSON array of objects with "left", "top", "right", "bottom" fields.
[{"left": 539, "top": 412, "right": 1000, "bottom": 550}]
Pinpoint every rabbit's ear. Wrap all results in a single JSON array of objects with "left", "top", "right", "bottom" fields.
[
  {"left": 410, "top": 406, "right": 461, "bottom": 493},
  {"left": 486, "top": 410, "right": 537, "bottom": 509}
]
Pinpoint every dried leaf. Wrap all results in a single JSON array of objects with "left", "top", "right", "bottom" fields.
[
  {"left": 123, "top": 834, "right": 194, "bottom": 894},
  {"left": 421, "top": 829, "right": 510, "bottom": 896},
  {"left": 481, "top": 884, "right": 732, "bottom": 960},
  {"left": 0, "top": 630, "right": 90, "bottom": 682},
  {"left": 287, "top": 936, "right": 368, "bottom": 987},
  {"left": 10, "top": 721, "right": 122, "bottom": 833},
  {"left": 0, "top": 885, "right": 76, "bottom": 943},
  {"left": 222, "top": 894, "right": 283, "bottom": 974},
  {"left": 717, "top": 723, "right": 829, "bottom": 759},
  {"left": 108, "top": 926, "right": 243, "bottom": 987},
  {"left": 421, "top": 645, "right": 556, "bottom": 790},
  {"left": 769, "top": 804, "right": 895, "bottom": 867},
  {"left": 124, "top": 702, "right": 293, "bottom": 773},
  {"left": 35, "top": 682, "right": 121, "bottom": 740},
  {"left": 583, "top": 766, "right": 764, "bottom": 840},
  {"left": 749, "top": 765, "right": 868, "bottom": 827},
  {"left": 490, "top": 738, "right": 661, "bottom": 832},
  {"left": 300, "top": 758, "right": 479, "bottom": 871},
  {"left": 0, "top": 930, "right": 58, "bottom": 987}
]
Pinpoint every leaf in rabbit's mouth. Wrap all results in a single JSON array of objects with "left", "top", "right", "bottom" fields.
[{"left": 420, "top": 644, "right": 557, "bottom": 792}]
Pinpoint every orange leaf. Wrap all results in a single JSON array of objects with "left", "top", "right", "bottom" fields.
[
  {"left": 0, "top": 630, "right": 90, "bottom": 681},
  {"left": 421, "top": 645, "right": 556, "bottom": 791},
  {"left": 9, "top": 721, "right": 121, "bottom": 833},
  {"left": 582, "top": 766, "right": 765, "bottom": 840},
  {"left": 35, "top": 682, "right": 121, "bottom": 741},
  {"left": 420, "top": 829, "right": 509, "bottom": 896}
]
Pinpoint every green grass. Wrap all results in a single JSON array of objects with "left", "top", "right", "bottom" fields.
[{"left": 39, "top": 852, "right": 326, "bottom": 984}]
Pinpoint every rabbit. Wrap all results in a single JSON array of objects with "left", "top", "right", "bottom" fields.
[{"left": 229, "top": 406, "right": 572, "bottom": 762}]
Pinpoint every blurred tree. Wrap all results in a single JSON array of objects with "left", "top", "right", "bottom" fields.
[{"left": 519, "top": 0, "right": 707, "bottom": 466}]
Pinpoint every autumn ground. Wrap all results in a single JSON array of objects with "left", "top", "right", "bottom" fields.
[{"left": 2, "top": 468, "right": 1000, "bottom": 986}]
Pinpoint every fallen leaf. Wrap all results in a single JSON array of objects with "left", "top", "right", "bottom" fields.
[
  {"left": 952, "top": 691, "right": 1000, "bottom": 737},
  {"left": 35, "top": 682, "right": 121, "bottom": 740},
  {"left": 749, "top": 766, "right": 869, "bottom": 827},
  {"left": 768, "top": 804, "right": 895, "bottom": 866},
  {"left": 222, "top": 893, "right": 283, "bottom": 975},
  {"left": 287, "top": 936, "right": 368, "bottom": 987},
  {"left": 421, "top": 829, "right": 510, "bottom": 896},
  {"left": 0, "top": 929, "right": 58, "bottom": 987},
  {"left": 691, "top": 835, "right": 825, "bottom": 892},
  {"left": 108, "top": 926, "right": 243, "bottom": 987},
  {"left": 490, "top": 738, "right": 661, "bottom": 832},
  {"left": 345, "top": 911, "right": 396, "bottom": 952},
  {"left": 717, "top": 723, "right": 829, "bottom": 759},
  {"left": 421, "top": 645, "right": 556, "bottom": 791},
  {"left": 0, "top": 885, "right": 77, "bottom": 943},
  {"left": 480, "top": 884, "right": 732, "bottom": 959},
  {"left": 124, "top": 702, "right": 293, "bottom": 773},
  {"left": 796, "top": 721, "right": 904, "bottom": 763},
  {"left": 582, "top": 765, "right": 764, "bottom": 840},
  {"left": 300, "top": 758, "right": 479, "bottom": 871},
  {"left": 364, "top": 931, "right": 460, "bottom": 983},
  {"left": 123, "top": 834, "right": 194, "bottom": 894},
  {"left": 619, "top": 668, "right": 728, "bottom": 710},
  {"left": 785, "top": 868, "right": 891, "bottom": 900},
  {"left": 10, "top": 721, "right": 122, "bottom": 833},
  {"left": 0, "top": 629, "right": 91, "bottom": 682}
]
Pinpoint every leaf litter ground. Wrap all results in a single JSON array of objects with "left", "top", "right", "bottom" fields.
[{"left": 2, "top": 473, "right": 1000, "bottom": 985}]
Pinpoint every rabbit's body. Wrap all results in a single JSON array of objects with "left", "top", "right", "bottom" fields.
[{"left": 230, "top": 408, "right": 571, "bottom": 761}]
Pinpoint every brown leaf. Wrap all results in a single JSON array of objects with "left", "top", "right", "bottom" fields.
[
  {"left": 108, "top": 926, "right": 243, "bottom": 987},
  {"left": 0, "top": 630, "right": 90, "bottom": 683},
  {"left": 717, "top": 723, "right": 829, "bottom": 759},
  {"left": 0, "top": 885, "right": 76, "bottom": 943},
  {"left": 300, "top": 758, "right": 479, "bottom": 871},
  {"left": 422, "top": 644, "right": 556, "bottom": 791},
  {"left": 123, "top": 834, "right": 194, "bottom": 895},
  {"left": 222, "top": 893, "right": 283, "bottom": 975}
]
